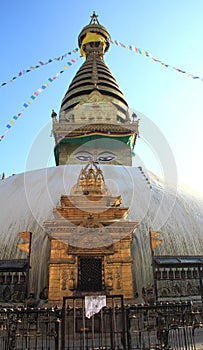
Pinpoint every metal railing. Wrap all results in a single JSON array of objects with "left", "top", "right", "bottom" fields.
[
  {"left": 126, "top": 302, "right": 201, "bottom": 349},
  {"left": 61, "top": 295, "right": 126, "bottom": 350},
  {"left": 0, "top": 298, "right": 202, "bottom": 349},
  {"left": 0, "top": 306, "right": 61, "bottom": 350}
]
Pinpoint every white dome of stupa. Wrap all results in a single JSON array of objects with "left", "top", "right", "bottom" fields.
[{"left": 1, "top": 164, "right": 203, "bottom": 297}]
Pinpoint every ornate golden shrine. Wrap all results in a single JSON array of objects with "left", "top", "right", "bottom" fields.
[{"left": 44, "top": 162, "right": 137, "bottom": 304}]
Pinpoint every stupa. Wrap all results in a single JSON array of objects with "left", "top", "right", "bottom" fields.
[{"left": 0, "top": 13, "right": 203, "bottom": 304}]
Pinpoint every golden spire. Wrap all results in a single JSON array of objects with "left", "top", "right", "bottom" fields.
[
  {"left": 60, "top": 13, "right": 128, "bottom": 115},
  {"left": 53, "top": 13, "right": 139, "bottom": 167}
]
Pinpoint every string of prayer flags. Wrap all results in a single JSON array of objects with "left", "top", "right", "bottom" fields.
[
  {"left": 111, "top": 39, "right": 203, "bottom": 82},
  {"left": 0, "top": 48, "right": 79, "bottom": 88},
  {"left": 138, "top": 166, "right": 152, "bottom": 189},
  {"left": 2, "top": 39, "right": 202, "bottom": 89},
  {"left": 0, "top": 57, "right": 81, "bottom": 142}
]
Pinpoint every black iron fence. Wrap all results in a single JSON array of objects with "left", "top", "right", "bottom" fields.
[
  {"left": 0, "top": 298, "right": 202, "bottom": 349},
  {"left": 62, "top": 295, "right": 126, "bottom": 350},
  {"left": 126, "top": 302, "right": 201, "bottom": 349},
  {"left": 0, "top": 306, "right": 61, "bottom": 350}
]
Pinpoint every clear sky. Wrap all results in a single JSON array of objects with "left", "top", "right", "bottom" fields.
[{"left": 1, "top": 0, "right": 203, "bottom": 196}]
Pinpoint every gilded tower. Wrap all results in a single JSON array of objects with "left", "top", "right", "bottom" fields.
[
  {"left": 52, "top": 12, "right": 139, "bottom": 166},
  {"left": 44, "top": 14, "right": 139, "bottom": 304}
]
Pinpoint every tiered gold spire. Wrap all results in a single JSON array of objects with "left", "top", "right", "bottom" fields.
[
  {"left": 60, "top": 12, "right": 129, "bottom": 119},
  {"left": 52, "top": 13, "right": 139, "bottom": 166}
]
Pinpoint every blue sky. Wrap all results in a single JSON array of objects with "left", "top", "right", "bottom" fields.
[{"left": 1, "top": 0, "right": 203, "bottom": 196}]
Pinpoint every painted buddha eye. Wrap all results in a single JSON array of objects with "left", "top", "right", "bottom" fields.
[
  {"left": 76, "top": 155, "right": 92, "bottom": 161},
  {"left": 97, "top": 152, "right": 116, "bottom": 162},
  {"left": 74, "top": 151, "right": 93, "bottom": 162},
  {"left": 74, "top": 150, "right": 116, "bottom": 162}
]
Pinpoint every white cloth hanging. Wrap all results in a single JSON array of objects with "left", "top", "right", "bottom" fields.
[{"left": 85, "top": 295, "right": 106, "bottom": 319}]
